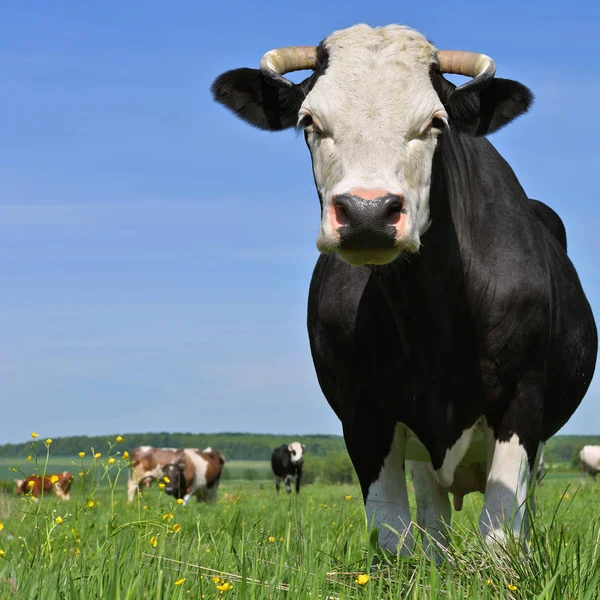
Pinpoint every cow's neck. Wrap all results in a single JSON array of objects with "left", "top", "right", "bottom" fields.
[{"left": 368, "top": 132, "right": 513, "bottom": 395}]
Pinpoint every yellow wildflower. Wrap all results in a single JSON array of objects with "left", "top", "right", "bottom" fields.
[
  {"left": 108, "top": 458, "right": 115, "bottom": 465},
  {"left": 507, "top": 584, "right": 518, "bottom": 591},
  {"left": 565, "top": 492, "right": 570, "bottom": 500},
  {"left": 174, "top": 578, "right": 186, "bottom": 586},
  {"left": 356, "top": 574, "right": 369, "bottom": 585},
  {"left": 173, "top": 524, "right": 181, "bottom": 533},
  {"left": 216, "top": 582, "right": 233, "bottom": 592},
  {"left": 45, "top": 438, "right": 52, "bottom": 445},
  {"left": 0, "top": 523, "right": 3, "bottom": 531},
  {"left": 27, "top": 455, "right": 32, "bottom": 461},
  {"left": 0, "top": 550, "right": 5, "bottom": 558},
  {"left": 159, "top": 483, "right": 165, "bottom": 489},
  {"left": 78, "top": 452, "right": 85, "bottom": 458},
  {"left": 50, "top": 475, "right": 59, "bottom": 483},
  {"left": 27, "top": 480, "right": 35, "bottom": 488},
  {"left": 486, "top": 579, "right": 492, "bottom": 585},
  {"left": 163, "top": 476, "right": 170, "bottom": 483},
  {"left": 94, "top": 453, "right": 101, "bottom": 459},
  {"left": 31, "top": 432, "right": 39, "bottom": 439},
  {"left": 55, "top": 516, "right": 63, "bottom": 525},
  {"left": 205, "top": 548, "right": 211, "bottom": 553},
  {"left": 87, "top": 500, "right": 94, "bottom": 508},
  {"left": 78, "top": 471, "right": 85, "bottom": 477},
  {"left": 177, "top": 498, "right": 184, "bottom": 505},
  {"left": 116, "top": 436, "right": 123, "bottom": 443},
  {"left": 268, "top": 536, "right": 275, "bottom": 543},
  {"left": 122, "top": 451, "right": 130, "bottom": 461},
  {"left": 212, "top": 576, "right": 220, "bottom": 584},
  {"left": 74, "top": 547, "right": 80, "bottom": 555},
  {"left": 150, "top": 536, "right": 158, "bottom": 548},
  {"left": 344, "top": 495, "right": 352, "bottom": 501}
]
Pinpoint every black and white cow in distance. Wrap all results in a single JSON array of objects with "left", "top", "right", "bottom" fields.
[
  {"left": 212, "top": 24, "right": 597, "bottom": 555},
  {"left": 271, "top": 442, "right": 305, "bottom": 493}
]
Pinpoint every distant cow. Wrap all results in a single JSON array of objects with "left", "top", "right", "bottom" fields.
[
  {"left": 162, "top": 448, "right": 226, "bottom": 504},
  {"left": 580, "top": 446, "right": 600, "bottom": 481},
  {"left": 127, "top": 446, "right": 179, "bottom": 501},
  {"left": 15, "top": 471, "right": 73, "bottom": 501},
  {"left": 271, "top": 443, "right": 305, "bottom": 494}
]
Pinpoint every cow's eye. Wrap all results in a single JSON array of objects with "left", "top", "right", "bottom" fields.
[
  {"left": 430, "top": 116, "right": 447, "bottom": 131},
  {"left": 298, "top": 113, "right": 314, "bottom": 129},
  {"left": 298, "top": 112, "right": 324, "bottom": 134}
]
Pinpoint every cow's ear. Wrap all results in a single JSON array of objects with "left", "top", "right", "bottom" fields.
[
  {"left": 211, "top": 68, "right": 305, "bottom": 131},
  {"left": 301, "top": 445, "right": 306, "bottom": 451},
  {"left": 433, "top": 74, "right": 533, "bottom": 136}
]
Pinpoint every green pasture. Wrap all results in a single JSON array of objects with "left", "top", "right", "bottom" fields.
[{"left": 0, "top": 445, "right": 599, "bottom": 599}]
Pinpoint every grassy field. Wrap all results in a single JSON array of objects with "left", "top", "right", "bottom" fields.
[{"left": 1, "top": 444, "right": 600, "bottom": 598}]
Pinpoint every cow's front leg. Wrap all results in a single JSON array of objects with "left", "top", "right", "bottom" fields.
[
  {"left": 127, "top": 475, "right": 138, "bottom": 503},
  {"left": 205, "top": 484, "right": 218, "bottom": 504},
  {"left": 284, "top": 475, "right": 292, "bottom": 494},
  {"left": 479, "top": 432, "right": 536, "bottom": 546},
  {"left": 362, "top": 424, "right": 414, "bottom": 554},
  {"left": 410, "top": 461, "right": 451, "bottom": 561}
]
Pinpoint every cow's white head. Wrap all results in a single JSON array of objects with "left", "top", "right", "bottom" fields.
[
  {"left": 288, "top": 442, "right": 305, "bottom": 464},
  {"left": 213, "top": 24, "right": 532, "bottom": 266}
]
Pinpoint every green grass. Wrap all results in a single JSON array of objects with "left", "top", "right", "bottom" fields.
[{"left": 1, "top": 445, "right": 600, "bottom": 598}]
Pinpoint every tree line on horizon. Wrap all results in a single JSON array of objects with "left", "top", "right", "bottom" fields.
[
  {"left": 0, "top": 432, "right": 346, "bottom": 461},
  {"left": 0, "top": 432, "right": 596, "bottom": 468}
]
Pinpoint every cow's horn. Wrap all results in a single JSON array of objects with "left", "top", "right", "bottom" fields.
[
  {"left": 438, "top": 51, "right": 496, "bottom": 93},
  {"left": 260, "top": 46, "right": 317, "bottom": 89}
]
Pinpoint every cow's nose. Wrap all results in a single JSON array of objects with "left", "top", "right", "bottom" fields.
[{"left": 333, "top": 191, "right": 403, "bottom": 250}]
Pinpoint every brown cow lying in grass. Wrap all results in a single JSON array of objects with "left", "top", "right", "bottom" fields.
[{"left": 15, "top": 471, "right": 73, "bottom": 501}]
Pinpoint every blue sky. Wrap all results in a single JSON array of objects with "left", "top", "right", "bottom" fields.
[{"left": 0, "top": 2, "right": 598, "bottom": 443}]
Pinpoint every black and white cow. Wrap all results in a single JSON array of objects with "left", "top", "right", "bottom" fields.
[
  {"left": 271, "top": 442, "right": 305, "bottom": 494},
  {"left": 212, "top": 24, "right": 597, "bottom": 555}
]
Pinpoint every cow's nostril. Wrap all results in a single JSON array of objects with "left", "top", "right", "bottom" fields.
[
  {"left": 385, "top": 203, "right": 403, "bottom": 226},
  {"left": 334, "top": 203, "right": 350, "bottom": 226}
]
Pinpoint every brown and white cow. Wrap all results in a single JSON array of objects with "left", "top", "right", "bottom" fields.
[
  {"left": 15, "top": 471, "right": 73, "bottom": 501},
  {"left": 127, "top": 446, "right": 179, "bottom": 501},
  {"left": 127, "top": 446, "right": 225, "bottom": 504},
  {"left": 162, "top": 448, "right": 226, "bottom": 505}
]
